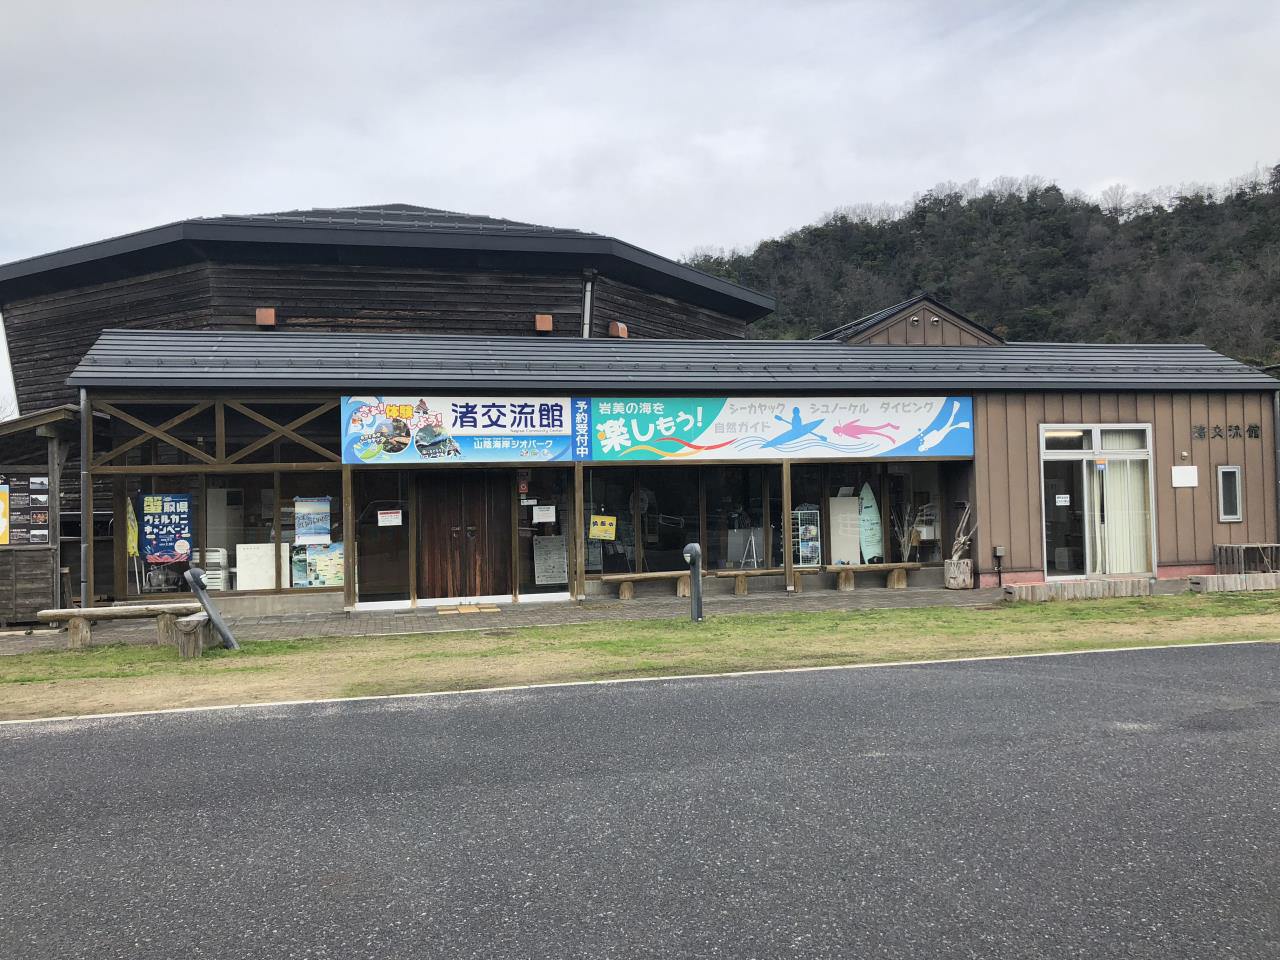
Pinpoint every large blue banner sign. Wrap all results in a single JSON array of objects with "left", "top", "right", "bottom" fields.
[
  {"left": 342, "top": 395, "right": 974, "bottom": 464},
  {"left": 342, "top": 396, "right": 575, "bottom": 464}
]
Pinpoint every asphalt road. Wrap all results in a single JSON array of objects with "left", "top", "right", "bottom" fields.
[{"left": 2, "top": 643, "right": 1279, "bottom": 960}]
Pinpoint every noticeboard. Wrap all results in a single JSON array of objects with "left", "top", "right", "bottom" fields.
[{"left": 0, "top": 474, "right": 51, "bottom": 546}]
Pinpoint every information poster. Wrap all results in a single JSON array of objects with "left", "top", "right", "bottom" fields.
[
  {"left": 588, "top": 515, "right": 617, "bottom": 540},
  {"left": 532, "top": 535, "right": 568, "bottom": 585},
  {"left": 294, "top": 497, "right": 332, "bottom": 545},
  {"left": 140, "top": 493, "right": 192, "bottom": 563},
  {"left": 291, "top": 542, "right": 345, "bottom": 588},
  {"left": 0, "top": 475, "right": 51, "bottom": 546}
]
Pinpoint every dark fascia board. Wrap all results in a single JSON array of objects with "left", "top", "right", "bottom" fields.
[{"left": 0, "top": 218, "right": 775, "bottom": 319}]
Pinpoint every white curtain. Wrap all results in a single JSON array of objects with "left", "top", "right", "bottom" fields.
[{"left": 1089, "top": 430, "right": 1152, "bottom": 575}]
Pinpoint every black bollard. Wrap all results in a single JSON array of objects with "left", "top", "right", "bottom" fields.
[{"left": 682, "top": 542, "right": 704, "bottom": 623}]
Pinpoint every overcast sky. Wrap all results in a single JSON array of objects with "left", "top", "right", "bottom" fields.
[{"left": 1, "top": 0, "right": 1278, "bottom": 267}]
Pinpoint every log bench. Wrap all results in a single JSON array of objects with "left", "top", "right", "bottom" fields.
[
  {"left": 600, "top": 570, "right": 694, "bottom": 600},
  {"left": 814, "top": 562, "right": 922, "bottom": 592},
  {"left": 714, "top": 567, "right": 787, "bottom": 596},
  {"left": 36, "top": 603, "right": 203, "bottom": 650},
  {"left": 715, "top": 563, "right": 923, "bottom": 595},
  {"left": 175, "top": 612, "right": 214, "bottom": 659}
]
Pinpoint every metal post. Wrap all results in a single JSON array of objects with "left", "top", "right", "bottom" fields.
[
  {"left": 683, "top": 542, "right": 704, "bottom": 623},
  {"left": 79, "top": 388, "right": 91, "bottom": 608}
]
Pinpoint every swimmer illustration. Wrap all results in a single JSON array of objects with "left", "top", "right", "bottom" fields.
[
  {"left": 762, "top": 407, "right": 826, "bottom": 448},
  {"left": 831, "top": 419, "right": 900, "bottom": 443},
  {"left": 918, "top": 401, "right": 970, "bottom": 451}
]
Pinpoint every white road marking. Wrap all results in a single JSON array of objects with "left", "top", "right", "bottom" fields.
[{"left": 0, "top": 638, "right": 1273, "bottom": 727}]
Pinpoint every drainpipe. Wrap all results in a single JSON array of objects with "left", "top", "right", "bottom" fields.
[
  {"left": 580, "top": 272, "right": 595, "bottom": 339},
  {"left": 79, "top": 387, "right": 90, "bottom": 607}
]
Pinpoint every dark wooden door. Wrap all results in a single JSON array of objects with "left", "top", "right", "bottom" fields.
[{"left": 418, "top": 470, "right": 512, "bottom": 599}]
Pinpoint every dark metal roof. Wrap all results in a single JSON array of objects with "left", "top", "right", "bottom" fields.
[
  {"left": 0, "top": 203, "right": 774, "bottom": 319},
  {"left": 68, "top": 330, "right": 1279, "bottom": 393},
  {"left": 812, "top": 294, "right": 1003, "bottom": 343}
]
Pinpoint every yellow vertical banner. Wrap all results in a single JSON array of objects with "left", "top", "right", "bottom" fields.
[
  {"left": 0, "top": 483, "right": 9, "bottom": 546},
  {"left": 126, "top": 497, "right": 139, "bottom": 558}
]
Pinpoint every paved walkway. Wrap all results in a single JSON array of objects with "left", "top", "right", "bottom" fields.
[{"left": 0, "top": 586, "right": 1005, "bottom": 654}]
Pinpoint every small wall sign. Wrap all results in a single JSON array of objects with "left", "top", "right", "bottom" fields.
[
  {"left": 377, "top": 509, "right": 403, "bottom": 527},
  {"left": 589, "top": 514, "right": 617, "bottom": 541},
  {"left": 532, "top": 505, "right": 556, "bottom": 523},
  {"left": 1171, "top": 466, "right": 1199, "bottom": 488}
]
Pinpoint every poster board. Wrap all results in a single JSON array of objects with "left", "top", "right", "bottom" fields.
[
  {"left": 291, "top": 542, "right": 345, "bottom": 587},
  {"left": 532, "top": 535, "right": 568, "bottom": 586},
  {"left": 829, "top": 497, "right": 861, "bottom": 566},
  {"left": 140, "top": 493, "right": 192, "bottom": 563},
  {"left": 0, "top": 475, "right": 51, "bottom": 546},
  {"left": 294, "top": 497, "right": 332, "bottom": 545}
]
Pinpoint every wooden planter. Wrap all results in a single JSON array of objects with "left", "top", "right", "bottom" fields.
[{"left": 944, "top": 559, "right": 973, "bottom": 590}]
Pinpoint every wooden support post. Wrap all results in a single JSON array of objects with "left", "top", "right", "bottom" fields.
[
  {"left": 342, "top": 465, "right": 356, "bottom": 608},
  {"left": 510, "top": 473, "right": 520, "bottom": 603},
  {"left": 43, "top": 433, "right": 68, "bottom": 610},
  {"left": 618, "top": 581, "right": 635, "bottom": 601},
  {"left": 81, "top": 392, "right": 95, "bottom": 608},
  {"left": 762, "top": 470, "right": 773, "bottom": 565},
  {"left": 886, "top": 567, "right": 908, "bottom": 589},
  {"left": 836, "top": 568, "right": 856, "bottom": 592},
  {"left": 112, "top": 477, "right": 128, "bottom": 601},
  {"left": 734, "top": 574, "right": 748, "bottom": 596},
  {"left": 272, "top": 471, "right": 283, "bottom": 590},
  {"left": 781, "top": 460, "right": 794, "bottom": 591},
  {"left": 572, "top": 462, "right": 586, "bottom": 600},
  {"left": 676, "top": 573, "right": 691, "bottom": 598}
]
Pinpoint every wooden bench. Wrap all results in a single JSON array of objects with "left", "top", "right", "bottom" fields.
[
  {"left": 815, "top": 562, "right": 922, "bottom": 592},
  {"left": 36, "top": 603, "right": 203, "bottom": 650},
  {"left": 714, "top": 567, "right": 787, "bottom": 596},
  {"left": 716, "top": 563, "right": 923, "bottom": 595},
  {"left": 175, "top": 612, "right": 214, "bottom": 659},
  {"left": 600, "top": 570, "right": 693, "bottom": 600}
]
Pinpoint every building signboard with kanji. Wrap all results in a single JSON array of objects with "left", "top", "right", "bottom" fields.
[
  {"left": 342, "top": 395, "right": 975, "bottom": 464},
  {"left": 341, "top": 396, "right": 575, "bottom": 464}
]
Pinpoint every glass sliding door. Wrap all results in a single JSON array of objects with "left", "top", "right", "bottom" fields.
[{"left": 1041, "top": 424, "right": 1154, "bottom": 579}]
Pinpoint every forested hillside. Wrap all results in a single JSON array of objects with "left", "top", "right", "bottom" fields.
[{"left": 688, "top": 165, "right": 1280, "bottom": 365}]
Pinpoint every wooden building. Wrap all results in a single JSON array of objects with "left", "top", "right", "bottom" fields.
[{"left": 1, "top": 213, "right": 1277, "bottom": 618}]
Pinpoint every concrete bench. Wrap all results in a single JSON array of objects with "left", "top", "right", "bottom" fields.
[
  {"left": 36, "top": 603, "right": 203, "bottom": 650},
  {"left": 600, "top": 570, "right": 693, "bottom": 600}
]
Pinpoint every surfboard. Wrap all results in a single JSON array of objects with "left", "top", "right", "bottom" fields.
[{"left": 858, "top": 482, "right": 883, "bottom": 563}]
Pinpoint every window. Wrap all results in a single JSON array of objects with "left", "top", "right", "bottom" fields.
[{"left": 1218, "top": 466, "right": 1243, "bottom": 522}]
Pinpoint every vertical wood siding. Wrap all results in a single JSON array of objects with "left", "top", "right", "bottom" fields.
[{"left": 974, "top": 390, "right": 1279, "bottom": 575}]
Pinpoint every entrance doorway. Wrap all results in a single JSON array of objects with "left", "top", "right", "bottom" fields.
[{"left": 417, "top": 470, "right": 513, "bottom": 601}]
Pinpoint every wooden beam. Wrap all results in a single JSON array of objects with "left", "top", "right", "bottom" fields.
[
  {"left": 572, "top": 461, "right": 585, "bottom": 600},
  {"left": 82, "top": 395, "right": 95, "bottom": 608},
  {"left": 112, "top": 477, "right": 128, "bottom": 602},
  {"left": 95, "top": 401, "right": 216, "bottom": 465},
  {"left": 94, "top": 462, "right": 340, "bottom": 475},
  {"left": 273, "top": 471, "right": 283, "bottom": 590},
  {"left": 781, "top": 459, "right": 794, "bottom": 591},
  {"left": 92, "top": 400, "right": 211, "bottom": 467},
  {"left": 214, "top": 400, "right": 226, "bottom": 461},
  {"left": 342, "top": 465, "right": 355, "bottom": 608},
  {"left": 47, "top": 436, "right": 66, "bottom": 608},
  {"left": 224, "top": 400, "right": 340, "bottom": 464}
]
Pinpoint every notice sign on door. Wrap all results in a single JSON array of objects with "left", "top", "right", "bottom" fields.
[
  {"left": 377, "top": 509, "right": 403, "bottom": 527},
  {"left": 1055, "top": 494, "right": 1071, "bottom": 507},
  {"left": 589, "top": 514, "right": 617, "bottom": 541}
]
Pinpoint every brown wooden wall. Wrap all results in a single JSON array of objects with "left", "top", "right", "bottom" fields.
[
  {"left": 591, "top": 277, "right": 748, "bottom": 340},
  {"left": 4, "top": 261, "right": 752, "bottom": 413},
  {"left": 973, "top": 390, "right": 1279, "bottom": 575},
  {"left": 850, "top": 305, "right": 999, "bottom": 346}
]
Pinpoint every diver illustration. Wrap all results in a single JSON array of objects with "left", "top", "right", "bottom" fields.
[
  {"left": 918, "top": 401, "right": 970, "bottom": 451},
  {"left": 832, "top": 419, "right": 900, "bottom": 443},
  {"left": 762, "top": 407, "right": 826, "bottom": 448}
]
